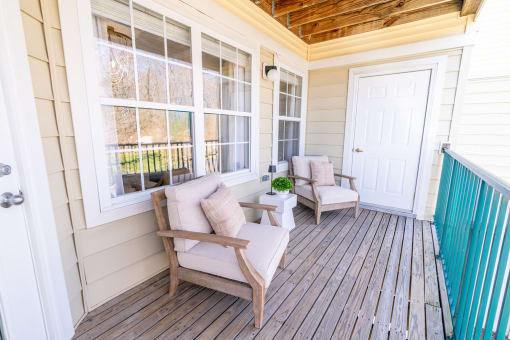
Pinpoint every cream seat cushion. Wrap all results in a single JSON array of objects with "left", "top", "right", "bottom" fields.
[
  {"left": 292, "top": 155, "right": 329, "bottom": 185},
  {"left": 165, "top": 173, "right": 222, "bottom": 252},
  {"left": 177, "top": 222, "right": 289, "bottom": 285},
  {"left": 295, "top": 185, "right": 359, "bottom": 204}
]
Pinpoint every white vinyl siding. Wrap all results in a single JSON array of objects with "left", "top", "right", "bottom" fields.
[{"left": 468, "top": 0, "right": 510, "bottom": 78}]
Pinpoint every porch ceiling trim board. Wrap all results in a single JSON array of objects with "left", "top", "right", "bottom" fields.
[
  {"left": 308, "top": 16, "right": 474, "bottom": 64},
  {"left": 211, "top": 0, "right": 308, "bottom": 59}
]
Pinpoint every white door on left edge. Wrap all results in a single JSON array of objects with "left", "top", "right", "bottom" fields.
[
  {"left": 0, "top": 78, "right": 48, "bottom": 339},
  {"left": 351, "top": 70, "right": 431, "bottom": 211}
]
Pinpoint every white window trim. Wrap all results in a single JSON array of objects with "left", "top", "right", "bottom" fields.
[
  {"left": 60, "top": 0, "right": 259, "bottom": 227},
  {"left": 271, "top": 59, "right": 308, "bottom": 173}
]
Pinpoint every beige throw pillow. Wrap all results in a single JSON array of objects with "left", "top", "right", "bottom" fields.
[
  {"left": 200, "top": 183, "right": 246, "bottom": 238},
  {"left": 310, "top": 160, "right": 336, "bottom": 186}
]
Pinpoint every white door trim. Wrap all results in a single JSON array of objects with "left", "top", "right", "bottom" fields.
[
  {"left": 343, "top": 56, "right": 448, "bottom": 219},
  {"left": 0, "top": 2, "right": 74, "bottom": 339}
]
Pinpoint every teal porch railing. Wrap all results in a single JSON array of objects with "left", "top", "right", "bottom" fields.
[{"left": 435, "top": 148, "right": 510, "bottom": 340}]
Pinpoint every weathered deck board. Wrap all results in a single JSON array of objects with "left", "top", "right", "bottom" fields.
[
  {"left": 73, "top": 206, "right": 450, "bottom": 340},
  {"left": 389, "top": 217, "right": 414, "bottom": 340}
]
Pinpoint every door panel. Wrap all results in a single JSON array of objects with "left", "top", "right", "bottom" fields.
[
  {"left": 351, "top": 70, "right": 431, "bottom": 211},
  {"left": 0, "top": 78, "right": 48, "bottom": 339}
]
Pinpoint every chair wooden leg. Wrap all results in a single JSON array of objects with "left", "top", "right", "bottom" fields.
[
  {"left": 279, "top": 248, "right": 287, "bottom": 269},
  {"left": 315, "top": 208, "right": 321, "bottom": 225},
  {"left": 235, "top": 248, "right": 266, "bottom": 328},
  {"left": 169, "top": 265, "right": 179, "bottom": 296},
  {"left": 355, "top": 199, "right": 360, "bottom": 218},
  {"left": 253, "top": 284, "right": 265, "bottom": 328}
]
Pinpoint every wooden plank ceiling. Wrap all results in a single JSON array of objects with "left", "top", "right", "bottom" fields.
[{"left": 252, "top": 0, "right": 482, "bottom": 44}]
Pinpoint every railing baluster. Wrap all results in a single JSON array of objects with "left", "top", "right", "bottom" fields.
[
  {"left": 456, "top": 182, "right": 490, "bottom": 338},
  {"left": 435, "top": 149, "right": 510, "bottom": 340}
]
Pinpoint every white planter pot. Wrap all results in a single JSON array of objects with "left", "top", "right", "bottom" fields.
[{"left": 276, "top": 190, "right": 289, "bottom": 196}]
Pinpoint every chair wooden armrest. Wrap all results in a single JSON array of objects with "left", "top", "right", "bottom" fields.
[
  {"left": 157, "top": 230, "right": 250, "bottom": 249},
  {"left": 287, "top": 175, "right": 318, "bottom": 183},
  {"left": 239, "top": 202, "right": 277, "bottom": 211},
  {"left": 334, "top": 173, "right": 358, "bottom": 192},
  {"left": 333, "top": 173, "right": 356, "bottom": 180},
  {"left": 239, "top": 202, "right": 281, "bottom": 227}
]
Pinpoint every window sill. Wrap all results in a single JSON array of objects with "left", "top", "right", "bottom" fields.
[{"left": 85, "top": 170, "right": 259, "bottom": 228}]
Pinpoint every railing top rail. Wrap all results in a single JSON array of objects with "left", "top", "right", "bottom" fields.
[{"left": 445, "top": 148, "right": 510, "bottom": 198}]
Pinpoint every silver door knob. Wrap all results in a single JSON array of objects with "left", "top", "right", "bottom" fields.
[
  {"left": 1, "top": 191, "right": 24, "bottom": 208},
  {"left": 0, "top": 163, "right": 11, "bottom": 177}
]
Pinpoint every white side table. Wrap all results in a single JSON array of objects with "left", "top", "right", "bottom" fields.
[{"left": 259, "top": 193, "right": 297, "bottom": 230}]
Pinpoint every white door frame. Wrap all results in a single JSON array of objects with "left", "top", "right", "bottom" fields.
[
  {"left": 0, "top": 2, "right": 74, "bottom": 339},
  {"left": 343, "top": 56, "right": 448, "bottom": 219}
]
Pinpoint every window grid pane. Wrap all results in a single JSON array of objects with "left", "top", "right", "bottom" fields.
[
  {"left": 92, "top": 0, "right": 197, "bottom": 198},
  {"left": 277, "top": 68, "right": 303, "bottom": 162},
  {"left": 201, "top": 33, "right": 252, "bottom": 112},
  {"left": 93, "top": 1, "right": 193, "bottom": 106},
  {"left": 204, "top": 113, "right": 250, "bottom": 174},
  {"left": 103, "top": 105, "right": 194, "bottom": 197}
]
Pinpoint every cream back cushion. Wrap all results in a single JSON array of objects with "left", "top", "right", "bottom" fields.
[
  {"left": 165, "top": 173, "right": 221, "bottom": 252},
  {"left": 200, "top": 183, "right": 246, "bottom": 238},
  {"left": 310, "top": 160, "right": 336, "bottom": 186},
  {"left": 292, "top": 155, "right": 329, "bottom": 185}
]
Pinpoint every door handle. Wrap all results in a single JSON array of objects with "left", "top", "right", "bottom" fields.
[
  {"left": 353, "top": 148, "right": 364, "bottom": 153},
  {"left": 1, "top": 191, "right": 24, "bottom": 208}
]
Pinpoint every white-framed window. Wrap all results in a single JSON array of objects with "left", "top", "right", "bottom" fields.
[
  {"left": 272, "top": 65, "right": 307, "bottom": 171},
  {"left": 66, "top": 0, "right": 259, "bottom": 226},
  {"left": 201, "top": 33, "right": 252, "bottom": 175}
]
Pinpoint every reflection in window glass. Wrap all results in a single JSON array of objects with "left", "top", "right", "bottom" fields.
[
  {"left": 277, "top": 68, "right": 303, "bottom": 163},
  {"left": 205, "top": 113, "right": 250, "bottom": 174},
  {"left": 96, "top": 44, "right": 136, "bottom": 99},
  {"left": 168, "top": 64, "right": 193, "bottom": 106},
  {"left": 102, "top": 106, "right": 138, "bottom": 150},
  {"left": 201, "top": 33, "right": 251, "bottom": 112},
  {"left": 133, "top": 4, "right": 164, "bottom": 56},
  {"left": 103, "top": 106, "right": 194, "bottom": 197},
  {"left": 137, "top": 56, "right": 167, "bottom": 102},
  {"left": 92, "top": 0, "right": 132, "bottom": 47},
  {"left": 166, "top": 18, "right": 191, "bottom": 65},
  {"left": 93, "top": 0, "right": 193, "bottom": 105},
  {"left": 201, "top": 33, "right": 252, "bottom": 176},
  {"left": 139, "top": 109, "right": 167, "bottom": 145},
  {"left": 92, "top": 1, "right": 196, "bottom": 201},
  {"left": 277, "top": 120, "right": 300, "bottom": 162}
]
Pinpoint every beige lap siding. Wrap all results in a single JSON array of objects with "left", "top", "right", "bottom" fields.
[
  {"left": 454, "top": 76, "right": 510, "bottom": 184},
  {"left": 20, "top": 0, "right": 86, "bottom": 325},
  {"left": 306, "top": 49, "right": 464, "bottom": 220},
  {"left": 19, "top": 0, "right": 280, "bottom": 315}
]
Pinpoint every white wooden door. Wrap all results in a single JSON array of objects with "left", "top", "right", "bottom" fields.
[
  {"left": 0, "top": 82, "right": 48, "bottom": 339},
  {"left": 351, "top": 70, "right": 431, "bottom": 211}
]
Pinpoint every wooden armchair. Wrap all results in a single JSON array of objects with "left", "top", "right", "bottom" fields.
[
  {"left": 289, "top": 156, "right": 360, "bottom": 224},
  {"left": 151, "top": 173, "right": 289, "bottom": 328}
]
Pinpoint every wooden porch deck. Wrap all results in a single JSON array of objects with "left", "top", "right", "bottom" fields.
[{"left": 73, "top": 205, "right": 452, "bottom": 339}]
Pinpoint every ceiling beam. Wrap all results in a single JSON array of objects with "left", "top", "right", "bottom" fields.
[
  {"left": 288, "top": 0, "right": 393, "bottom": 28},
  {"left": 300, "top": 0, "right": 456, "bottom": 37},
  {"left": 306, "top": 0, "right": 461, "bottom": 43},
  {"left": 273, "top": 0, "right": 329, "bottom": 17},
  {"left": 460, "top": 0, "right": 483, "bottom": 16}
]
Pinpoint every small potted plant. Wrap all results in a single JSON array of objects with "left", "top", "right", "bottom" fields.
[{"left": 272, "top": 176, "right": 293, "bottom": 196}]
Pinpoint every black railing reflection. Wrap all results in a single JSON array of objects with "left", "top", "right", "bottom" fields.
[{"left": 106, "top": 140, "right": 219, "bottom": 179}]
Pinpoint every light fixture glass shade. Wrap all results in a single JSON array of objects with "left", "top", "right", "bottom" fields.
[
  {"left": 266, "top": 68, "right": 279, "bottom": 82},
  {"left": 267, "top": 165, "right": 277, "bottom": 173}
]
